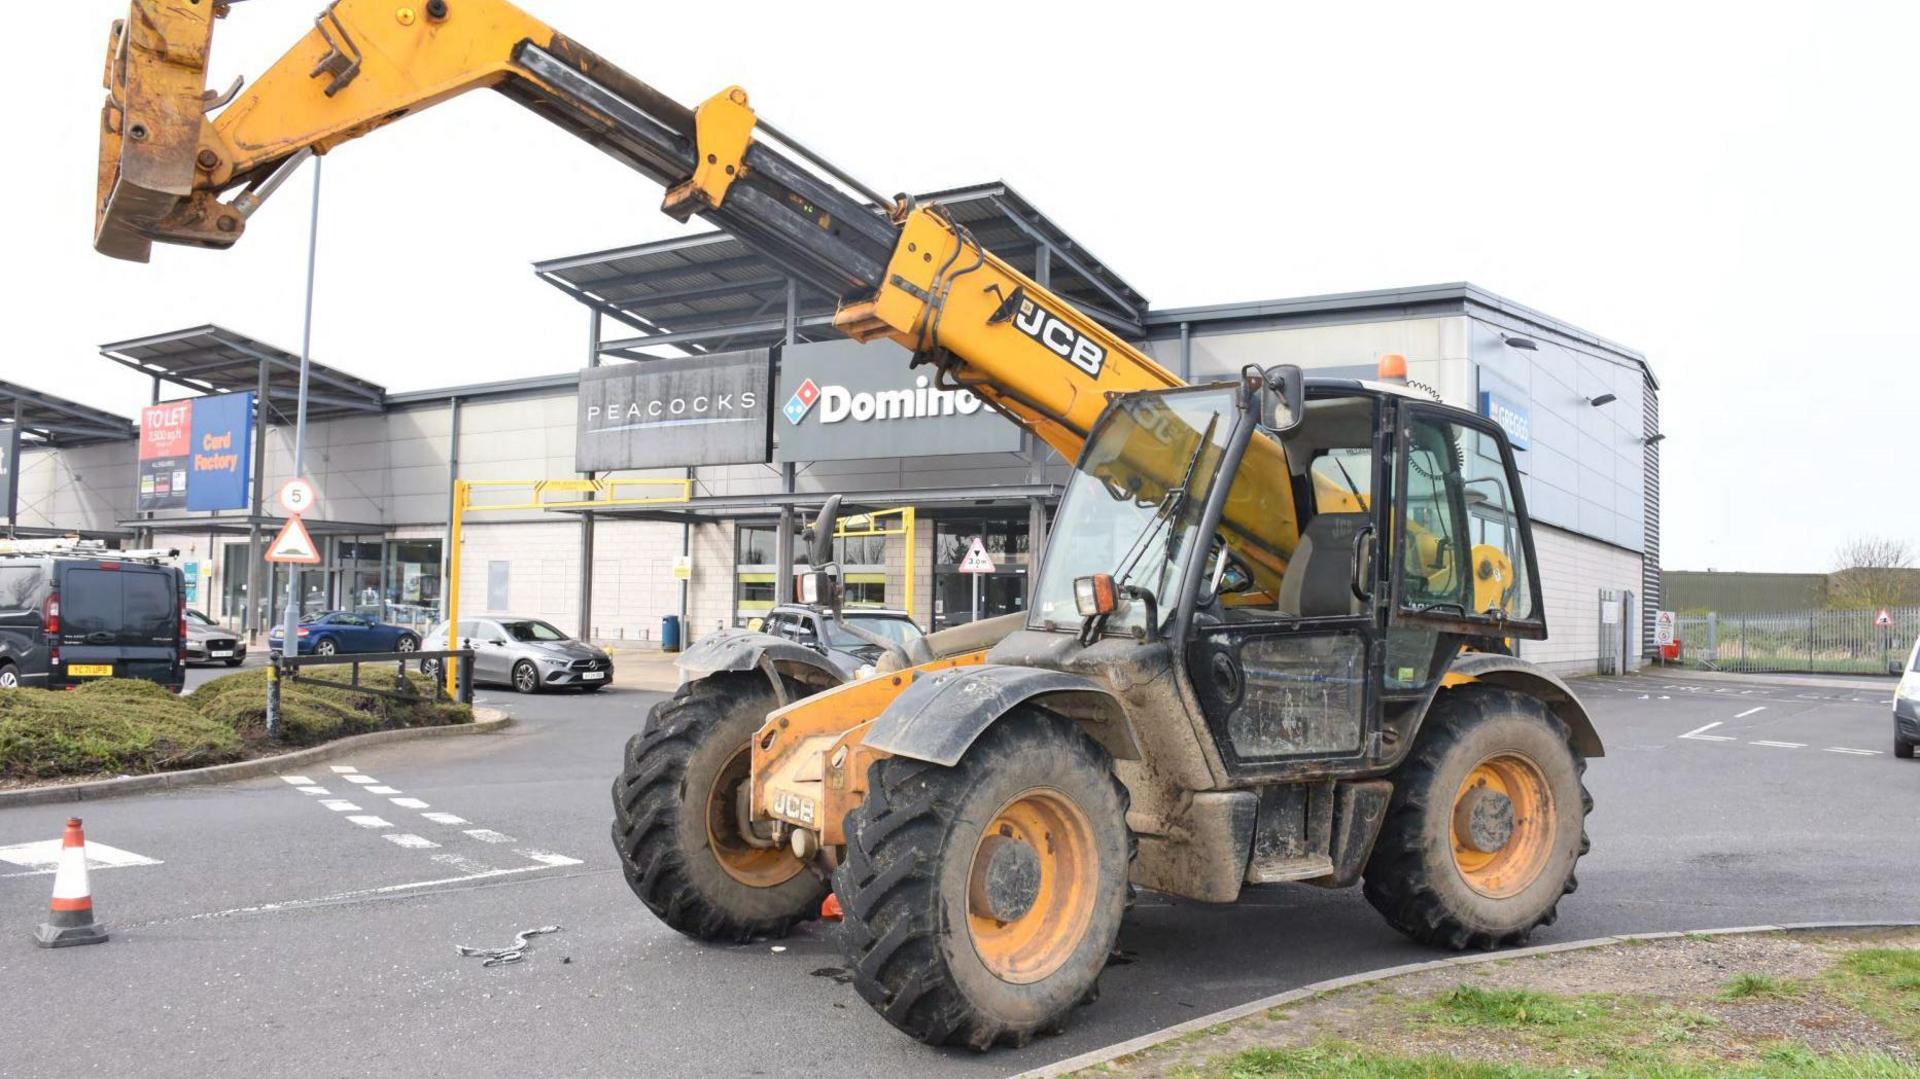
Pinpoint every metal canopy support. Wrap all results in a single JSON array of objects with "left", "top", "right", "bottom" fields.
[
  {"left": 774, "top": 279, "right": 798, "bottom": 606},
  {"left": 244, "top": 356, "right": 270, "bottom": 640},
  {"left": 579, "top": 308, "right": 600, "bottom": 640}
]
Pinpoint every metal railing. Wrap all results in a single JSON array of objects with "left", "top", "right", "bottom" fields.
[
  {"left": 266, "top": 648, "right": 474, "bottom": 738},
  {"left": 1670, "top": 607, "right": 1918, "bottom": 675}
]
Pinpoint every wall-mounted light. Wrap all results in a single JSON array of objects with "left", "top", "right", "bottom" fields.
[
  {"left": 1587, "top": 393, "right": 1617, "bottom": 407},
  {"left": 1500, "top": 334, "right": 1538, "bottom": 351},
  {"left": 1643, "top": 432, "right": 1666, "bottom": 445}
]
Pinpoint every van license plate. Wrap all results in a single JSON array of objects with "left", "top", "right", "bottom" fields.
[
  {"left": 581, "top": 671, "right": 606, "bottom": 680},
  {"left": 68, "top": 664, "right": 114, "bottom": 677},
  {"left": 210, "top": 650, "right": 233, "bottom": 658}
]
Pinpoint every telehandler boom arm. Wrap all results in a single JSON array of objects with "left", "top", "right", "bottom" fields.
[{"left": 98, "top": 0, "right": 1299, "bottom": 560}]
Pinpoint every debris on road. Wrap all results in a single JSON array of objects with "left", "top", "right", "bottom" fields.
[{"left": 455, "top": 925, "right": 562, "bottom": 967}]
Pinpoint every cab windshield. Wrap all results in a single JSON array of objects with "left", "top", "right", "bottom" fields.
[{"left": 1030, "top": 387, "right": 1237, "bottom": 635}]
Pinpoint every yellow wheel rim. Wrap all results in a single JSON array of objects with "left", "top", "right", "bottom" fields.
[
  {"left": 966, "top": 788, "right": 1098, "bottom": 985},
  {"left": 705, "top": 745, "right": 805, "bottom": 888},
  {"left": 1451, "top": 752, "right": 1555, "bottom": 899}
]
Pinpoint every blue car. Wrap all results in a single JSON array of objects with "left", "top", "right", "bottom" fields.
[{"left": 269, "top": 611, "right": 421, "bottom": 657}]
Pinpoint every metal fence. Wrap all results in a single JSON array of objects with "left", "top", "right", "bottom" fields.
[{"left": 1669, "top": 606, "right": 1919, "bottom": 675}]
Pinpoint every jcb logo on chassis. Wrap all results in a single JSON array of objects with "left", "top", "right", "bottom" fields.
[
  {"left": 1013, "top": 297, "right": 1107, "bottom": 378},
  {"left": 773, "top": 791, "right": 817, "bottom": 825}
]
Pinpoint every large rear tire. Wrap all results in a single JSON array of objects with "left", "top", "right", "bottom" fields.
[
  {"left": 835, "top": 711, "right": 1132, "bottom": 1049},
  {"left": 1363, "top": 686, "right": 1589, "bottom": 950},
  {"left": 610, "top": 675, "right": 828, "bottom": 941}
]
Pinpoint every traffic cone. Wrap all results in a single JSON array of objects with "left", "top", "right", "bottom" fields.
[
  {"left": 819, "top": 893, "right": 842, "bottom": 922},
  {"left": 34, "top": 818, "right": 108, "bottom": 948}
]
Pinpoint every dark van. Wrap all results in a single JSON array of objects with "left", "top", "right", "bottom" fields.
[{"left": 0, "top": 547, "right": 186, "bottom": 692}]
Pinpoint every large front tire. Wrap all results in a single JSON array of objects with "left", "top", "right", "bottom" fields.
[
  {"left": 835, "top": 711, "right": 1132, "bottom": 1049},
  {"left": 1363, "top": 686, "right": 1590, "bottom": 950},
  {"left": 610, "top": 675, "right": 827, "bottom": 941}
]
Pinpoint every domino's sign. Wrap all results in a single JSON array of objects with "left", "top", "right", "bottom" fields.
[
  {"left": 776, "top": 338, "right": 1021, "bottom": 462},
  {"left": 1479, "top": 391, "right": 1531, "bottom": 450}
]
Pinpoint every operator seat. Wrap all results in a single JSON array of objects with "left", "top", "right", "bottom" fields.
[{"left": 1276, "top": 512, "right": 1370, "bottom": 618}]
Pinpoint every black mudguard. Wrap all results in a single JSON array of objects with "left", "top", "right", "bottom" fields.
[
  {"left": 1448, "top": 651, "right": 1605, "bottom": 757},
  {"left": 676, "top": 627, "right": 842, "bottom": 691},
  {"left": 863, "top": 663, "right": 1141, "bottom": 767}
]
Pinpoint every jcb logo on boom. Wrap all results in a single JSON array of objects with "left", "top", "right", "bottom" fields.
[{"left": 1013, "top": 298, "right": 1107, "bottom": 378}]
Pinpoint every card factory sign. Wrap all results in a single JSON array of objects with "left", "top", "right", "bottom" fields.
[
  {"left": 775, "top": 339, "right": 1022, "bottom": 462},
  {"left": 575, "top": 350, "right": 772, "bottom": 471},
  {"left": 137, "top": 391, "right": 255, "bottom": 512}
]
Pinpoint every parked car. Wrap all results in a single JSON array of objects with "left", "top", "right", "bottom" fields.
[
  {"left": 748, "top": 606, "right": 926, "bottom": 679},
  {"left": 422, "top": 616, "right": 612, "bottom": 693},
  {"left": 0, "top": 545, "right": 185, "bottom": 691},
  {"left": 269, "top": 610, "right": 420, "bottom": 656},
  {"left": 185, "top": 609, "right": 247, "bottom": 667},
  {"left": 1896, "top": 636, "right": 1920, "bottom": 759}
]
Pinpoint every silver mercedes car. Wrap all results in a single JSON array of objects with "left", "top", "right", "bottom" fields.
[{"left": 422, "top": 615, "right": 612, "bottom": 693}]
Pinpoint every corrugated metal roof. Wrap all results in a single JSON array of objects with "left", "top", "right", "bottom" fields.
[
  {"left": 0, "top": 381, "right": 136, "bottom": 446},
  {"left": 99, "top": 326, "right": 387, "bottom": 420}
]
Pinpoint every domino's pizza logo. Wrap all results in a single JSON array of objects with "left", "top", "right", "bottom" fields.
[{"left": 783, "top": 378, "right": 821, "bottom": 424}]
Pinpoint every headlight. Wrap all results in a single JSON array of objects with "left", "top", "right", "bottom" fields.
[{"left": 542, "top": 657, "right": 569, "bottom": 667}]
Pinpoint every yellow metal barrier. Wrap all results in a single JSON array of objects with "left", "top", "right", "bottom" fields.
[{"left": 443, "top": 477, "right": 692, "bottom": 695}]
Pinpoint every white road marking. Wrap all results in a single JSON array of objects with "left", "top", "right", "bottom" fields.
[
  {"left": 464, "top": 829, "right": 517, "bottom": 844},
  {"left": 389, "top": 797, "right": 430, "bottom": 809},
  {"left": 1824, "top": 747, "right": 1881, "bottom": 756},
  {"left": 280, "top": 775, "right": 314, "bottom": 785},
  {"left": 296, "top": 786, "right": 330, "bottom": 795},
  {"left": 343, "top": 775, "right": 379, "bottom": 785},
  {"left": 1751, "top": 740, "right": 1806, "bottom": 749},
  {"left": 365, "top": 786, "right": 399, "bottom": 795},
  {"left": 383, "top": 834, "right": 440, "bottom": 850},
  {"left": 0, "top": 840, "right": 163, "bottom": 877},
  {"left": 1733, "top": 706, "right": 1767, "bottom": 719},
  {"left": 319, "top": 800, "right": 361, "bottom": 812},
  {"left": 330, "top": 765, "right": 358, "bottom": 774},
  {"left": 430, "top": 853, "right": 494, "bottom": 875},
  {"left": 346, "top": 815, "right": 393, "bottom": 829},
  {"left": 518, "top": 850, "right": 585, "bottom": 867},
  {"left": 1680, "top": 722, "right": 1736, "bottom": 742},
  {"left": 177, "top": 863, "right": 580, "bottom": 922},
  {"left": 421, "top": 812, "right": 468, "bottom": 825}
]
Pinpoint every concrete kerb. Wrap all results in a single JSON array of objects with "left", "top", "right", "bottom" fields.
[
  {"left": 1014, "top": 920, "right": 1920, "bottom": 1079},
  {"left": 0, "top": 708, "right": 513, "bottom": 809}
]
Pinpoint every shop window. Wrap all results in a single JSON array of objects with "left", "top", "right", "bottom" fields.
[{"left": 932, "top": 516, "right": 1034, "bottom": 629}]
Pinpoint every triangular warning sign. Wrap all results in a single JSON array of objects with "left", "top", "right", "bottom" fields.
[
  {"left": 266, "top": 515, "right": 321, "bottom": 564},
  {"left": 958, "top": 537, "right": 997, "bottom": 574},
  {"left": 1876, "top": 609, "right": 1894, "bottom": 628}
]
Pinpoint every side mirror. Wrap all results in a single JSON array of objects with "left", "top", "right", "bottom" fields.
[
  {"left": 801, "top": 494, "right": 842, "bottom": 569},
  {"left": 1258, "top": 364, "right": 1305, "bottom": 433},
  {"left": 795, "top": 570, "right": 839, "bottom": 608}
]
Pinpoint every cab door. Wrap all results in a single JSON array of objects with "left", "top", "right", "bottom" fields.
[
  {"left": 1184, "top": 390, "right": 1390, "bottom": 780},
  {"left": 1383, "top": 403, "right": 1547, "bottom": 670}
]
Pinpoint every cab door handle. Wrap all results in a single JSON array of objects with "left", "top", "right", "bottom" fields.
[{"left": 1350, "top": 525, "right": 1377, "bottom": 603}]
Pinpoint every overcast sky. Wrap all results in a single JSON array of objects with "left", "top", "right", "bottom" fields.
[{"left": 22, "top": 2, "right": 1918, "bottom": 572}]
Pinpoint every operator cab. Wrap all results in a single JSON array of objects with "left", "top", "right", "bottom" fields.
[{"left": 1027, "top": 370, "right": 1545, "bottom": 781}]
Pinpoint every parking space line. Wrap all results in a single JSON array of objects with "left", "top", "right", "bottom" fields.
[
  {"left": 518, "top": 850, "right": 585, "bottom": 867},
  {"left": 330, "top": 765, "right": 358, "bottom": 774},
  {"left": 318, "top": 799, "right": 361, "bottom": 812},
  {"left": 1824, "top": 747, "right": 1881, "bottom": 756},
  {"left": 296, "top": 786, "right": 330, "bottom": 795},
  {"left": 421, "top": 812, "right": 468, "bottom": 825},
  {"left": 176, "top": 863, "right": 583, "bottom": 922},
  {"left": 1750, "top": 740, "right": 1806, "bottom": 749},
  {"left": 389, "top": 797, "right": 430, "bottom": 809},
  {"left": 365, "top": 786, "right": 400, "bottom": 795},
  {"left": 280, "top": 775, "right": 314, "bottom": 785},
  {"left": 1680, "top": 722, "right": 1736, "bottom": 742},
  {"left": 343, "top": 775, "right": 379, "bottom": 785},
  {"left": 1733, "top": 706, "right": 1767, "bottom": 719},
  {"left": 346, "top": 815, "right": 393, "bottom": 829},
  {"left": 383, "top": 834, "right": 440, "bottom": 850},
  {"left": 464, "top": 829, "right": 517, "bottom": 844}
]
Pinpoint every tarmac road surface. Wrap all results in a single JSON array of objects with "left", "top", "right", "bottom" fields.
[{"left": 0, "top": 669, "right": 1915, "bottom": 1078}]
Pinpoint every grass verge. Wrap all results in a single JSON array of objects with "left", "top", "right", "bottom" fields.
[
  {"left": 1081, "top": 930, "right": 1920, "bottom": 1079},
  {"left": 0, "top": 667, "right": 470, "bottom": 783}
]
